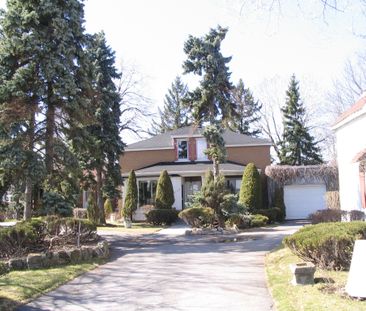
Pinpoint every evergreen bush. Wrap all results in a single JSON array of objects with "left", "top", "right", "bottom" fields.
[
  {"left": 122, "top": 170, "right": 138, "bottom": 220},
  {"left": 87, "top": 193, "right": 99, "bottom": 224},
  {"left": 146, "top": 209, "right": 178, "bottom": 225},
  {"left": 104, "top": 198, "right": 113, "bottom": 217},
  {"left": 273, "top": 187, "right": 286, "bottom": 220},
  {"left": 284, "top": 222, "right": 366, "bottom": 270},
  {"left": 155, "top": 170, "right": 175, "bottom": 209},
  {"left": 178, "top": 207, "right": 215, "bottom": 228},
  {"left": 239, "top": 163, "right": 262, "bottom": 212}
]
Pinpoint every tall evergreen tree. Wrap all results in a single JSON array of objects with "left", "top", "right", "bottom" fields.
[
  {"left": 76, "top": 32, "right": 124, "bottom": 224},
  {"left": 182, "top": 26, "right": 236, "bottom": 125},
  {"left": 280, "top": 75, "right": 323, "bottom": 165},
  {"left": 155, "top": 170, "right": 174, "bottom": 209},
  {"left": 122, "top": 170, "right": 137, "bottom": 221},
  {"left": 156, "top": 76, "right": 190, "bottom": 133},
  {"left": 231, "top": 79, "right": 262, "bottom": 136}
]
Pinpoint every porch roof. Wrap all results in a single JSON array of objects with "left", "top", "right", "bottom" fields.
[{"left": 122, "top": 161, "right": 246, "bottom": 178}]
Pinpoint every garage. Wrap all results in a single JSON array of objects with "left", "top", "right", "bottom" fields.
[{"left": 284, "top": 184, "right": 326, "bottom": 219}]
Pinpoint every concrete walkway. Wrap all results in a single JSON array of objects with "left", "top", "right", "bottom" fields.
[{"left": 18, "top": 222, "right": 303, "bottom": 311}]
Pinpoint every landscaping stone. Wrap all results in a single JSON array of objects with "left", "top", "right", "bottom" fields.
[
  {"left": 0, "top": 260, "right": 9, "bottom": 275},
  {"left": 290, "top": 262, "right": 316, "bottom": 285},
  {"left": 27, "top": 253, "right": 46, "bottom": 269},
  {"left": 68, "top": 248, "right": 82, "bottom": 263},
  {"left": 57, "top": 250, "right": 71, "bottom": 264},
  {"left": 81, "top": 246, "right": 93, "bottom": 260},
  {"left": 8, "top": 257, "right": 27, "bottom": 270},
  {"left": 185, "top": 227, "right": 239, "bottom": 236}
]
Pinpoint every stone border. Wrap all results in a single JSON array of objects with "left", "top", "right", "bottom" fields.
[
  {"left": 185, "top": 227, "right": 239, "bottom": 236},
  {"left": 0, "top": 240, "right": 109, "bottom": 273}
]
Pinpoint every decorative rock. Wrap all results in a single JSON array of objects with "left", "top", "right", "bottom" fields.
[
  {"left": 27, "top": 253, "right": 46, "bottom": 269},
  {"left": 68, "top": 248, "right": 82, "bottom": 263},
  {"left": 57, "top": 250, "right": 71, "bottom": 264},
  {"left": 0, "top": 261, "right": 10, "bottom": 275},
  {"left": 8, "top": 257, "right": 27, "bottom": 270},
  {"left": 290, "top": 262, "right": 316, "bottom": 285},
  {"left": 81, "top": 246, "right": 93, "bottom": 260}
]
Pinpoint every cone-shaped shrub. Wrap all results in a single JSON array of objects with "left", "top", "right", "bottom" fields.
[
  {"left": 122, "top": 170, "right": 138, "bottom": 220},
  {"left": 104, "top": 198, "right": 113, "bottom": 217},
  {"left": 201, "top": 170, "right": 214, "bottom": 195},
  {"left": 239, "top": 163, "right": 262, "bottom": 211},
  {"left": 87, "top": 192, "right": 99, "bottom": 224},
  {"left": 155, "top": 170, "right": 175, "bottom": 209}
]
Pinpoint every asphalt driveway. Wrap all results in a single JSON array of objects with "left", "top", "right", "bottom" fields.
[{"left": 18, "top": 222, "right": 303, "bottom": 311}]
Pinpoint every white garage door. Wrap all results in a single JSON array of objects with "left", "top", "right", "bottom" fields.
[{"left": 284, "top": 184, "right": 326, "bottom": 220}]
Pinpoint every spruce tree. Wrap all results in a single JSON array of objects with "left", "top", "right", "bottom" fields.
[
  {"left": 122, "top": 170, "right": 137, "bottom": 221},
  {"left": 231, "top": 79, "right": 262, "bottom": 136},
  {"left": 239, "top": 163, "right": 262, "bottom": 211},
  {"left": 183, "top": 26, "right": 236, "bottom": 125},
  {"left": 76, "top": 32, "right": 124, "bottom": 224},
  {"left": 280, "top": 75, "right": 323, "bottom": 165},
  {"left": 156, "top": 76, "right": 190, "bottom": 133},
  {"left": 155, "top": 170, "right": 175, "bottom": 209}
]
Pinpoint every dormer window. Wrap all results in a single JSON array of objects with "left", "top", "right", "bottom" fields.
[{"left": 177, "top": 139, "right": 188, "bottom": 160}]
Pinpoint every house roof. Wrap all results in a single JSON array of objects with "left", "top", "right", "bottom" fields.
[
  {"left": 333, "top": 95, "right": 366, "bottom": 128},
  {"left": 122, "top": 161, "right": 247, "bottom": 177},
  {"left": 125, "top": 126, "right": 271, "bottom": 151}
]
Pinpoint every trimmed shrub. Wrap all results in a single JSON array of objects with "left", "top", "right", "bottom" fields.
[
  {"left": 146, "top": 209, "right": 178, "bottom": 225},
  {"left": 225, "top": 213, "right": 251, "bottom": 229},
  {"left": 87, "top": 192, "right": 99, "bottom": 224},
  {"left": 155, "top": 170, "right": 175, "bottom": 209},
  {"left": 256, "top": 207, "right": 283, "bottom": 223},
  {"left": 326, "top": 191, "right": 340, "bottom": 209},
  {"left": 239, "top": 163, "right": 262, "bottom": 212},
  {"left": 73, "top": 208, "right": 87, "bottom": 219},
  {"left": 0, "top": 219, "right": 46, "bottom": 258},
  {"left": 309, "top": 209, "right": 346, "bottom": 224},
  {"left": 122, "top": 170, "right": 138, "bottom": 220},
  {"left": 0, "top": 261, "right": 9, "bottom": 275},
  {"left": 349, "top": 210, "right": 365, "bottom": 221},
  {"left": 284, "top": 222, "right": 366, "bottom": 270},
  {"left": 178, "top": 207, "right": 215, "bottom": 228},
  {"left": 273, "top": 187, "right": 286, "bottom": 220},
  {"left": 250, "top": 214, "right": 269, "bottom": 227},
  {"left": 104, "top": 199, "right": 113, "bottom": 218}
]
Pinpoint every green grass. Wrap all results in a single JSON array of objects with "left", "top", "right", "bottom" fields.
[
  {"left": 0, "top": 260, "right": 103, "bottom": 310},
  {"left": 266, "top": 246, "right": 366, "bottom": 311},
  {"left": 97, "top": 222, "right": 163, "bottom": 234}
]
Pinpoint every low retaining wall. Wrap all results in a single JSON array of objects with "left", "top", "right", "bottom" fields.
[{"left": 1, "top": 240, "right": 109, "bottom": 273}]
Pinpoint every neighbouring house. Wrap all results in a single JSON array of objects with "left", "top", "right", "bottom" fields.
[
  {"left": 333, "top": 95, "right": 366, "bottom": 213},
  {"left": 121, "top": 126, "right": 271, "bottom": 220},
  {"left": 265, "top": 165, "right": 338, "bottom": 220}
]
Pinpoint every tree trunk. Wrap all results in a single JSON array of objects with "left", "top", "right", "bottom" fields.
[
  {"left": 96, "top": 167, "right": 106, "bottom": 224},
  {"left": 24, "top": 108, "right": 36, "bottom": 220},
  {"left": 45, "top": 102, "right": 55, "bottom": 178}
]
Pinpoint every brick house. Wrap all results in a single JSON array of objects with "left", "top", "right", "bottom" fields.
[{"left": 121, "top": 126, "right": 271, "bottom": 220}]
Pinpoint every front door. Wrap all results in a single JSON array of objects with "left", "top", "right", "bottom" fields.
[{"left": 183, "top": 177, "right": 202, "bottom": 208}]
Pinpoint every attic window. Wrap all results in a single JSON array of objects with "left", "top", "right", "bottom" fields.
[{"left": 177, "top": 139, "right": 188, "bottom": 160}]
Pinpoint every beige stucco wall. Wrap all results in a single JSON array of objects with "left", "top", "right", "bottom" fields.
[
  {"left": 226, "top": 146, "right": 271, "bottom": 170},
  {"left": 121, "top": 149, "right": 176, "bottom": 173}
]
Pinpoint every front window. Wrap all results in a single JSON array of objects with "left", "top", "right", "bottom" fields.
[
  {"left": 226, "top": 178, "right": 241, "bottom": 194},
  {"left": 138, "top": 180, "right": 157, "bottom": 206},
  {"left": 177, "top": 140, "right": 188, "bottom": 160}
]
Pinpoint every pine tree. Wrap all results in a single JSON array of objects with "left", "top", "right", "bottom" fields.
[
  {"left": 231, "top": 79, "right": 262, "bottom": 136},
  {"left": 156, "top": 76, "right": 190, "bottom": 133},
  {"left": 183, "top": 26, "right": 236, "bottom": 125},
  {"left": 280, "top": 75, "right": 323, "bottom": 165},
  {"left": 122, "top": 170, "right": 138, "bottom": 221},
  {"left": 155, "top": 170, "right": 175, "bottom": 209},
  {"left": 239, "top": 163, "right": 262, "bottom": 211}
]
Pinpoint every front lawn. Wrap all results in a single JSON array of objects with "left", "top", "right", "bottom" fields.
[
  {"left": 0, "top": 260, "right": 103, "bottom": 310},
  {"left": 97, "top": 222, "right": 163, "bottom": 234},
  {"left": 266, "top": 246, "right": 366, "bottom": 311}
]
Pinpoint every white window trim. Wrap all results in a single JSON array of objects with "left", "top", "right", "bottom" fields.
[{"left": 177, "top": 139, "right": 189, "bottom": 161}]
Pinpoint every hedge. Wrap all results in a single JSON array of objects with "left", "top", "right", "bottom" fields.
[
  {"left": 284, "top": 222, "right": 366, "bottom": 270},
  {"left": 146, "top": 209, "right": 178, "bottom": 225},
  {"left": 178, "top": 207, "right": 215, "bottom": 228}
]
